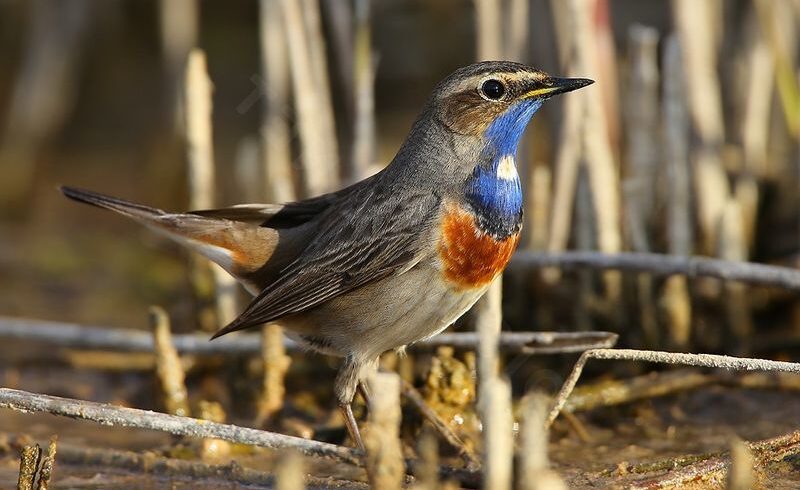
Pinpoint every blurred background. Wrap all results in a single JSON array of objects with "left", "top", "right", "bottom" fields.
[{"left": 0, "top": 0, "right": 799, "bottom": 485}]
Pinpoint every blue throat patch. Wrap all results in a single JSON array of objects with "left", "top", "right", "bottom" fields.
[{"left": 464, "top": 99, "right": 543, "bottom": 238}]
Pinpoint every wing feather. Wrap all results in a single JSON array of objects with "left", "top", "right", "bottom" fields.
[{"left": 211, "top": 187, "right": 440, "bottom": 338}]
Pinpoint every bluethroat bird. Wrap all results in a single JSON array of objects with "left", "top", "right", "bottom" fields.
[{"left": 62, "top": 61, "right": 592, "bottom": 449}]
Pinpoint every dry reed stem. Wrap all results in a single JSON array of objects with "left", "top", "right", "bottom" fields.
[
  {"left": 480, "top": 377, "right": 513, "bottom": 490},
  {"left": 184, "top": 48, "right": 239, "bottom": 328},
  {"left": 510, "top": 251, "right": 800, "bottom": 290},
  {"left": 33, "top": 437, "right": 57, "bottom": 490},
  {"left": 351, "top": 0, "right": 376, "bottom": 181},
  {"left": 275, "top": 450, "right": 305, "bottom": 490},
  {"left": 0, "top": 316, "right": 617, "bottom": 355},
  {"left": 727, "top": 437, "right": 755, "bottom": 490},
  {"left": 545, "top": 348, "right": 800, "bottom": 428},
  {"left": 719, "top": 200, "right": 753, "bottom": 346},
  {"left": 280, "top": 0, "right": 338, "bottom": 196},
  {"left": 401, "top": 379, "right": 480, "bottom": 469},
  {"left": 16, "top": 443, "right": 40, "bottom": 490},
  {"left": 256, "top": 323, "right": 291, "bottom": 424},
  {"left": 519, "top": 393, "right": 567, "bottom": 490},
  {"left": 741, "top": 25, "right": 774, "bottom": 179},
  {"left": 410, "top": 432, "right": 439, "bottom": 490},
  {"left": 661, "top": 34, "right": 693, "bottom": 348},
  {"left": 754, "top": 0, "right": 800, "bottom": 137},
  {"left": 672, "top": 0, "right": 731, "bottom": 254},
  {"left": 544, "top": 0, "right": 584, "bottom": 286},
  {"left": 505, "top": 0, "right": 529, "bottom": 62},
  {"left": 0, "top": 388, "right": 361, "bottom": 464},
  {"left": 474, "top": 0, "right": 503, "bottom": 60},
  {"left": 562, "top": 369, "right": 715, "bottom": 413},
  {"left": 259, "top": 0, "right": 295, "bottom": 203},
  {"left": 568, "top": 0, "right": 623, "bottom": 300},
  {"left": 150, "top": 306, "right": 190, "bottom": 417},
  {"left": 159, "top": 0, "right": 197, "bottom": 103},
  {"left": 526, "top": 165, "right": 551, "bottom": 250},
  {"left": 235, "top": 137, "right": 262, "bottom": 202},
  {"left": 364, "top": 372, "right": 404, "bottom": 490}
]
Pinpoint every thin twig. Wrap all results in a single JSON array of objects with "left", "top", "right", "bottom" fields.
[
  {"left": 546, "top": 349, "right": 800, "bottom": 427},
  {"left": 0, "top": 388, "right": 361, "bottom": 465},
  {"left": 510, "top": 251, "right": 800, "bottom": 290},
  {"left": 400, "top": 379, "right": 480, "bottom": 470},
  {"left": 0, "top": 316, "right": 617, "bottom": 355}
]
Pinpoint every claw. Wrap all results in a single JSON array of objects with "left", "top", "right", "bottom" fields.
[{"left": 339, "top": 403, "right": 365, "bottom": 450}]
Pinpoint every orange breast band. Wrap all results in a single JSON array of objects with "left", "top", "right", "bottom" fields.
[{"left": 438, "top": 203, "right": 520, "bottom": 289}]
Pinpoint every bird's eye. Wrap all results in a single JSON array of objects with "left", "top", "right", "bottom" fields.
[{"left": 480, "top": 79, "right": 506, "bottom": 100}]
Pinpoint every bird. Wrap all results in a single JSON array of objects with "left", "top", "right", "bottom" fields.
[{"left": 61, "top": 61, "right": 592, "bottom": 449}]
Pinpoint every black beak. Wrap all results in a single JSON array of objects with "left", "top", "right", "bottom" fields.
[{"left": 525, "top": 77, "right": 594, "bottom": 99}]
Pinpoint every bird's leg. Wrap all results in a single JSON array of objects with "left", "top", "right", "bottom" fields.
[
  {"left": 357, "top": 381, "right": 373, "bottom": 407},
  {"left": 335, "top": 356, "right": 365, "bottom": 450},
  {"left": 339, "top": 402, "right": 365, "bottom": 451}
]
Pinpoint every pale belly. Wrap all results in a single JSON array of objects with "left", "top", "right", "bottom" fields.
[{"left": 282, "top": 258, "right": 488, "bottom": 361}]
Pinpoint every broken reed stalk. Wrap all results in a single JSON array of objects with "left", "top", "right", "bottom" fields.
[
  {"left": 0, "top": 388, "right": 361, "bottom": 465},
  {"left": 719, "top": 200, "right": 753, "bottom": 349},
  {"left": 411, "top": 432, "right": 440, "bottom": 490},
  {"left": 275, "top": 450, "right": 305, "bottom": 490},
  {"left": 661, "top": 33, "right": 693, "bottom": 348},
  {"left": 480, "top": 377, "right": 513, "bottom": 490},
  {"left": 727, "top": 437, "right": 756, "bottom": 490},
  {"left": 184, "top": 48, "right": 239, "bottom": 328},
  {"left": 150, "top": 306, "right": 190, "bottom": 417},
  {"left": 256, "top": 323, "right": 291, "bottom": 424},
  {"left": 545, "top": 348, "right": 800, "bottom": 428},
  {"left": 520, "top": 393, "right": 567, "bottom": 490},
  {"left": 16, "top": 443, "right": 40, "bottom": 490},
  {"left": 280, "top": 0, "right": 338, "bottom": 196},
  {"left": 671, "top": 0, "right": 730, "bottom": 254},
  {"left": 36, "top": 437, "right": 57, "bottom": 490},
  {"left": 364, "top": 372, "right": 404, "bottom": 490}
]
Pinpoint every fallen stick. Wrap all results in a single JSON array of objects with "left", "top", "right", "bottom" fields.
[
  {"left": 511, "top": 251, "right": 800, "bottom": 290},
  {"left": 0, "top": 388, "right": 361, "bottom": 465},
  {"left": 625, "top": 428, "right": 800, "bottom": 489},
  {"left": 6, "top": 437, "right": 368, "bottom": 490},
  {"left": 0, "top": 317, "right": 617, "bottom": 356},
  {"left": 546, "top": 349, "right": 800, "bottom": 427}
]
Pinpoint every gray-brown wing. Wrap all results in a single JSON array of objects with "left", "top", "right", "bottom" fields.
[
  {"left": 211, "top": 188, "right": 441, "bottom": 338},
  {"left": 190, "top": 175, "right": 376, "bottom": 228}
]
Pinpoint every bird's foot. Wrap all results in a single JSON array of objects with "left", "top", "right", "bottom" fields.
[{"left": 339, "top": 402, "right": 365, "bottom": 451}]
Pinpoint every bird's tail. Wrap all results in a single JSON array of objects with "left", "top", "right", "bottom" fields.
[
  {"left": 61, "top": 186, "right": 167, "bottom": 220},
  {"left": 60, "top": 186, "right": 278, "bottom": 280}
]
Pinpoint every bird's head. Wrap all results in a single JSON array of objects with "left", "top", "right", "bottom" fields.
[{"left": 430, "top": 61, "right": 593, "bottom": 156}]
